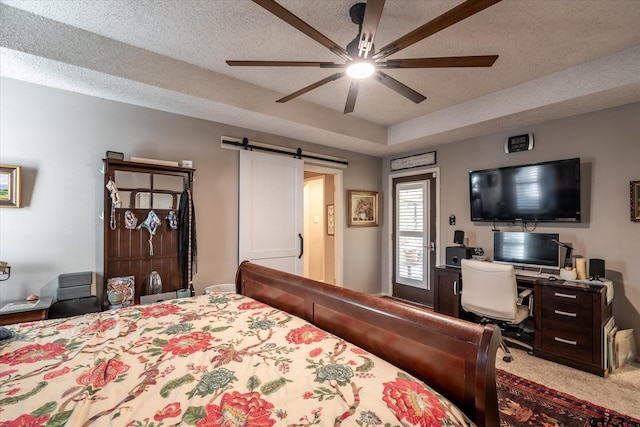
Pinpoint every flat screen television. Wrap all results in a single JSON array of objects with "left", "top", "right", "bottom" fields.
[
  {"left": 493, "top": 231, "right": 560, "bottom": 270},
  {"left": 469, "top": 158, "right": 581, "bottom": 222}
]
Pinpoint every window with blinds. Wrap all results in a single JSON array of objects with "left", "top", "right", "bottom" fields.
[{"left": 395, "top": 181, "right": 428, "bottom": 289}]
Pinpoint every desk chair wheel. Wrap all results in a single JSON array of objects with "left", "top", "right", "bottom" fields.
[{"left": 499, "top": 341, "right": 513, "bottom": 362}]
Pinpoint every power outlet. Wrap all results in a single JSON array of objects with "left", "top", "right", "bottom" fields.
[{"left": 449, "top": 214, "right": 456, "bottom": 225}]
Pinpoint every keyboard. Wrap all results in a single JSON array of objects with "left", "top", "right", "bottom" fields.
[{"left": 515, "top": 270, "right": 561, "bottom": 280}]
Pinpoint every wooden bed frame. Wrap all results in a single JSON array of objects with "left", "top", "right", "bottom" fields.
[{"left": 236, "top": 261, "right": 501, "bottom": 426}]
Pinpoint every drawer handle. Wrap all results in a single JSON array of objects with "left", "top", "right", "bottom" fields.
[
  {"left": 453, "top": 281, "right": 457, "bottom": 296},
  {"left": 554, "top": 337, "right": 577, "bottom": 346},
  {"left": 554, "top": 310, "right": 577, "bottom": 317},
  {"left": 554, "top": 292, "right": 577, "bottom": 299}
]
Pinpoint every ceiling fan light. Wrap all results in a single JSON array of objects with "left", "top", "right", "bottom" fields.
[{"left": 346, "top": 60, "right": 375, "bottom": 79}]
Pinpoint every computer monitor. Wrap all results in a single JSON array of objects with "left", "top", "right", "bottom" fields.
[{"left": 493, "top": 231, "right": 560, "bottom": 271}]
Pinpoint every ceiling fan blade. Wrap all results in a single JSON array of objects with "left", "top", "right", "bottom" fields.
[
  {"left": 374, "top": 71, "right": 426, "bottom": 104},
  {"left": 359, "top": 0, "right": 385, "bottom": 58},
  {"left": 344, "top": 81, "right": 359, "bottom": 113},
  {"left": 227, "top": 60, "right": 339, "bottom": 67},
  {"left": 373, "top": 0, "right": 501, "bottom": 61},
  {"left": 381, "top": 55, "right": 499, "bottom": 68},
  {"left": 252, "top": 0, "right": 351, "bottom": 61},
  {"left": 276, "top": 72, "right": 345, "bottom": 103}
]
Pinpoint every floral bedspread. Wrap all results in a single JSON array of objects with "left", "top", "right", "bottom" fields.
[{"left": 0, "top": 293, "right": 472, "bottom": 426}]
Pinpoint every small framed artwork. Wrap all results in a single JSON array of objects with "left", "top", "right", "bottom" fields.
[
  {"left": 327, "top": 204, "right": 335, "bottom": 235},
  {"left": 0, "top": 165, "right": 21, "bottom": 208},
  {"left": 631, "top": 181, "right": 640, "bottom": 222},
  {"left": 107, "top": 275, "right": 135, "bottom": 307},
  {"left": 348, "top": 190, "right": 378, "bottom": 227}
]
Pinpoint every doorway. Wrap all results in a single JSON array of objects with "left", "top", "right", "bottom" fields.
[{"left": 304, "top": 165, "right": 343, "bottom": 286}]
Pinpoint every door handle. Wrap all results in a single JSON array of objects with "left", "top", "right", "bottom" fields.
[{"left": 298, "top": 233, "right": 304, "bottom": 259}]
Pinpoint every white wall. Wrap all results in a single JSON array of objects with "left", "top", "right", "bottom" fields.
[
  {"left": 382, "top": 102, "right": 640, "bottom": 345},
  {"left": 0, "top": 78, "right": 382, "bottom": 301}
]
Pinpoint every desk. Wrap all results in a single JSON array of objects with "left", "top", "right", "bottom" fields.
[
  {"left": 0, "top": 296, "right": 53, "bottom": 326},
  {"left": 433, "top": 266, "right": 612, "bottom": 376}
]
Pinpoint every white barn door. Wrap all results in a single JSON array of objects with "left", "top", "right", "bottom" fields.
[{"left": 239, "top": 150, "right": 304, "bottom": 274}]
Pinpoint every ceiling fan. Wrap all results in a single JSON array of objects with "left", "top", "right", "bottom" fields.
[{"left": 227, "top": 0, "right": 501, "bottom": 114}]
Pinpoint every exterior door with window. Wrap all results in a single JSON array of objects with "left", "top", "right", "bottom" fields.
[{"left": 392, "top": 173, "right": 437, "bottom": 305}]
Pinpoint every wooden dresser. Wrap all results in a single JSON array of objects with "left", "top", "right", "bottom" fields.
[
  {"left": 433, "top": 266, "right": 612, "bottom": 376},
  {"left": 534, "top": 280, "right": 611, "bottom": 376}
]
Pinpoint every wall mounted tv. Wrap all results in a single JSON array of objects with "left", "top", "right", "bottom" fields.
[{"left": 469, "top": 158, "right": 581, "bottom": 222}]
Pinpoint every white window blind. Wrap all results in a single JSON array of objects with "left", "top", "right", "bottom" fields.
[{"left": 395, "top": 181, "right": 428, "bottom": 289}]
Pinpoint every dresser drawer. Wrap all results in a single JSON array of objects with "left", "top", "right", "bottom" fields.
[
  {"left": 540, "top": 300, "right": 592, "bottom": 328},
  {"left": 540, "top": 286, "right": 592, "bottom": 305},
  {"left": 539, "top": 322, "right": 593, "bottom": 363}
]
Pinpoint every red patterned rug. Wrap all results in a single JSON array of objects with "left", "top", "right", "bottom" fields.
[{"left": 497, "top": 369, "right": 640, "bottom": 426}]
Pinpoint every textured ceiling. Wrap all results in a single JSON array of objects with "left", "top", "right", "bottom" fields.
[{"left": 1, "top": 0, "right": 640, "bottom": 156}]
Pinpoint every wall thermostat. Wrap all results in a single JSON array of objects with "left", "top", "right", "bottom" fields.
[{"left": 504, "top": 133, "right": 533, "bottom": 153}]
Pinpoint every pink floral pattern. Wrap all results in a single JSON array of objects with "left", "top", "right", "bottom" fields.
[
  {"left": 383, "top": 377, "right": 448, "bottom": 426},
  {"left": 0, "top": 294, "right": 470, "bottom": 426},
  {"left": 162, "top": 331, "right": 213, "bottom": 356},
  {"left": 154, "top": 402, "right": 182, "bottom": 421},
  {"left": 77, "top": 359, "right": 130, "bottom": 388},
  {"left": 0, "top": 342, "right": 66, "bottom": 365},
  {"left": 198, "top": 391, "right": 276, "bottom": 426},
  {"left": 285, "top": 325, "right": 327, "bottom": 345}
]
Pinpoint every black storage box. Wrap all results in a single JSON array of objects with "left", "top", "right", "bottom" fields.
[{"left": 48, "top": 296, "right": 100, "bottom": 319}]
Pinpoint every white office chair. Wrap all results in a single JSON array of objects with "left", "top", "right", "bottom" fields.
[{"left": 460, "top": 259, "right": 533, "bottom": 362}]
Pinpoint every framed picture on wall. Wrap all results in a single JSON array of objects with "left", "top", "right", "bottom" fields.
[
  {"left": 0, "top": 165, "right": 21, "bottom": 208},
  {"left": 348, "top": 190, "right": 378, "bottom": 227},
  {"left": 631, "top": 181, "right": 640, "bottom": 222},
  {"left": 327, "top": 204, "right": 335, "bottom": 235}
]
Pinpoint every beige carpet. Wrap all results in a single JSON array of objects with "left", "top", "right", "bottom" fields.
[{"left": 496, "top": 347, "right": 640, "bottom": 419}]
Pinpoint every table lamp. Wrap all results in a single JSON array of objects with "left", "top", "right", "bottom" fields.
[{"left": 551, "top": 239, "right": 573, "bottom": 268}]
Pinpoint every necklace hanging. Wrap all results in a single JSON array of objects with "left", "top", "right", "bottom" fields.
[
  {"left": 124, "top": 210, "right": 138, "bottom": 229},
  {"left": 166, "top": 210, "right": 178, "bottom": 230},
  {"left": 137, "top": 210, "right": 160, "bottom": 256},
  {"left": 110, "top": 203, "right": 117, "bottom": 230},
  {"left": 106, "top": 179, "right": 120, "bottom": 230}
]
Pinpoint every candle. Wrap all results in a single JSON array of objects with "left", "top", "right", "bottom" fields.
[{"left": 576, "top": 258, "right": 587, "bottom": 280}]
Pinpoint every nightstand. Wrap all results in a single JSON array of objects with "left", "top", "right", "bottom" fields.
[{"left": 0, "top": 296, "right": 53, "bottom": 326}]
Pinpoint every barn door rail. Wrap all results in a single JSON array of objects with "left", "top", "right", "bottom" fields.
[{"left": 221, "top": 137, "right": 348, "bottom": 167}]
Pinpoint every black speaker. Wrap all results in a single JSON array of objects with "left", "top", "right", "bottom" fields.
[
  {"left": 453, "top": 230, "right": 465, "bottom": 245},
  {"left": 589, "top": 258, "right": 605, "bottom": 280},
  {"left": 446, "top": 247, "right": 474, "bottom": 268}
]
